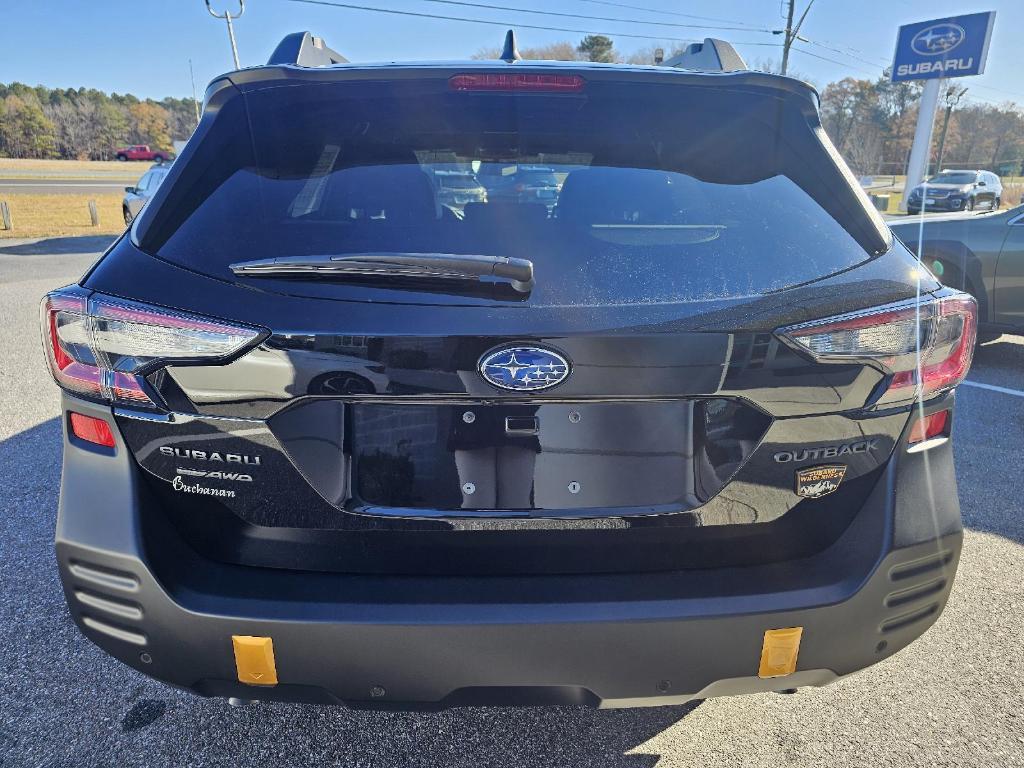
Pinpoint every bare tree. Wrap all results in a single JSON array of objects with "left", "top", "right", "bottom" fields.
[{"left": 472, "top": 42, "right": 580, "bottom": 61}]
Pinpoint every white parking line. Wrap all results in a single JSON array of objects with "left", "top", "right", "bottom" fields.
[{"left": 962, "top": 380, "right": 1024, "bottom": 398}]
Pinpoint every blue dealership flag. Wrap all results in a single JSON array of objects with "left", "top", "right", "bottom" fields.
[{"left": 891, "top": 12, "right": 996, "bottom": 82}]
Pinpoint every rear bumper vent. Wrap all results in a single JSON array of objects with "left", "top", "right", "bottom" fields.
[
  {"left": 879, "top": 547, "right": 956, "bottom": 634},
  {"left": 68, "top": 561, "right": 140, "bottom": 593},
  {"left": 74, "top": 590, "right": 144, "bottom": 621},
  {"left": 880, "top": 603, "right": 939, "bottom": 634},
  {"left": 888, "top": 549, "right": 954, "bottom": 581},
  {"left": 81, "top": 616, "right": 147, "bottom": 646},
  {"left": 883, "top": 577, "right": 947, "bottom": 609},
  {"left": 67, "top": 559, "right": 146, "bottom": 646}
]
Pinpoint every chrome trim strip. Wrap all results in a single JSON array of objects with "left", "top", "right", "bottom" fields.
[
  {"left": 906, "top": 436, "right": 949, "bottom": 454},
  {"left": 113, "top": 407, "right": 264, "bottom": 425}
]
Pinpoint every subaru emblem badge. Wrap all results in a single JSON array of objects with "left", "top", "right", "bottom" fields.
[{"left": 478, "top": 345, "right": 571, "bottom": 391}]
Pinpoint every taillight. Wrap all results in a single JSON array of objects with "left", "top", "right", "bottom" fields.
[
  {"left": 41, "top": 288, "right": 261, "bottom": 408},
  {"left": 449, "top": 73, "right": 585, "bottom": 92},
  {"left": 777, "top": 293, "right": 977, "bottom": 406}
]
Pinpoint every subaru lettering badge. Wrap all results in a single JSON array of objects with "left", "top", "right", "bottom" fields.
[
  {"left": 479, "top": 346, "right": 570, "bottom": 391},
  {"left": 911, "top": 23, "right": 965, "bottom": 56}
]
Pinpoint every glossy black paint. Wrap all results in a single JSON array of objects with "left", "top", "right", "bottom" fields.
[{"left": 84, "top": 234, "right": 936, "bottom": 571}]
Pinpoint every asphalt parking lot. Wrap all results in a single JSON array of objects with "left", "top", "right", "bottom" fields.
[{"left": 1, "top": 238, "right": 1022, "bottom": 768}]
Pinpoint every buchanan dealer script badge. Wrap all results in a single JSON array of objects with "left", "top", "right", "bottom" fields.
[{"left": 795, "top": 465, "right": 847, "bottom": 499}]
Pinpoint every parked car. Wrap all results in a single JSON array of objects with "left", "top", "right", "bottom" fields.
[
  {"left": 889, "top": 203, "right": 1024, "bottom": 338},
  {"left": 115, "top": 144, "right": 173, "bottom": 162},
  {"left": 121, "top": 164, "right": 170, "bottom": 225},
  {"left": 429, "top": 169, "right": 487, "bottom": 210},
  {"left": 905, "top": 169, "right": 1002, "bottom": 214},
  {"left": 42, "top": 33, "right": 974, "bottom": 711},
  {"left": 479, "top": 164, "right": 561, "bottom": 206}
]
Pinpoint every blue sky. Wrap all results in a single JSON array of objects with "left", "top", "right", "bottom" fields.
[{"left": 1, "top": 1, "right": 1021, "bottom": 108}]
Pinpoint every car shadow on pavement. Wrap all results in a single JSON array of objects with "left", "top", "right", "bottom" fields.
[
  {"left": 0, "top": 234, "right": 118, "bottom": 256},
  {"left": 150, "top": 698, "right": 704, "bottom": 768}
]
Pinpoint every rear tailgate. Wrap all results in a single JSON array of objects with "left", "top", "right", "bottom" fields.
[{"left": 93, "top": 65, "right": 934, "bottom": 574}]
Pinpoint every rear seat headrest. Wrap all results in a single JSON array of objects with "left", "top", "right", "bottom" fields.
[
  {"left": 556, "top": 167, "right": 688, "bottom": 224},
  {"left": 462, "top": 202, "right": 549, "bottom": 229},
  {"left": 324, "top": 164, "right": 437, "bottom": 222}
]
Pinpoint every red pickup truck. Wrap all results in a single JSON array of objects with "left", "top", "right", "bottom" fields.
[{"left": 114, "top": 144, "right": 172, "bottom": 162}]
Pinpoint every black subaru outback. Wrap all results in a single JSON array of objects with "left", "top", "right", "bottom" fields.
[{"left": 43, "top": 33, "right": 975, "bottom": 709}]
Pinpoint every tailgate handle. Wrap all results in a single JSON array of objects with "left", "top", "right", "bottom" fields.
[{"left": 505, "top": 416, "right": 539, "bottom": 435}]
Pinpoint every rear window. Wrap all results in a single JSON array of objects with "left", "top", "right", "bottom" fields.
[
  {"left": 929, "top": 172, "right": 977, "bottom": 185},
  {"left": 136, "top": 74, "right": 889, "bottom": 306}
]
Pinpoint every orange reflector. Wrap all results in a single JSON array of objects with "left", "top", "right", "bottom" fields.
[
  {"left": 69, "top": 412, "right": 116, "bottom": 447},
  {"left": 758, "top": 627, "right": 803, "bottom": 678},
  {"left": 232, "top": 635, "right": 278, "bottom": 686}
]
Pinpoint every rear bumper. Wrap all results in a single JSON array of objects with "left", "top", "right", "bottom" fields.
[{"left": 55, "top": 394, "right": 964, "bottom": 709}]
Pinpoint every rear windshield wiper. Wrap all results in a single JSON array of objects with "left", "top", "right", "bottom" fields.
[{"left": 229, "top": 252, "right": 535, "bottom": 293}]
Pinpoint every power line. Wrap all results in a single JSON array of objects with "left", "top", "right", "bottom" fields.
[
  {"left": 789, "top": 45, "right": 880, "bottom": 76},
  {"left": 284, "top": 0, "right": 787, "bottom": 44},
  {"left": 283, "top": 0, "right": 1024, "bottom": 102},
  {"left": 413, "top": 0, "right": 774, "bottom": 33},
  {"left": 800, "top": 39, "right": 888, "bottom": 70},
  {"left": 790, "top": 46, "right": 1024, "bottom": 105},
  {"left": 971, "top": 83, "right": 1024, "bottom": 102},
  {"left": 571, "top": 0, "right": 766, "bottom": 29}
]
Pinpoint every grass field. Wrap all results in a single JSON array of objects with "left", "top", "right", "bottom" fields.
[
  {"left": 0, "top": 158, "right": 145, "bottom": 180},
  {"left": 0, "top": 193, "right": 125, "bottom": 238}
]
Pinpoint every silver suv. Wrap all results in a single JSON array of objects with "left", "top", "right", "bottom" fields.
[{"left": 122, "top": 164, "right": 171, "bottom": 225}]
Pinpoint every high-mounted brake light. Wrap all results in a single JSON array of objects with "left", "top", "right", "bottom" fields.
[
  {"left": 41, "top": 288, "right": 261, "bottom": 408},
  {"left": 778, "top": 293, "right": 977, "bottom": 406},
  {"left": 449, "top": 73, "right": 585, "bottom": 93}
]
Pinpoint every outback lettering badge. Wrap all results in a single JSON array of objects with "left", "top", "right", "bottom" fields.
[
  {"left": 773, "top": 439, "right": 878, "bottom": 464},
  {"left": 795, "top": 465, "right": 847, "bottom": 499}
]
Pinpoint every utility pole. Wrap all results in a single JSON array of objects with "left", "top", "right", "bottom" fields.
[
  {"left": 775, "top": 0, "right": 816, "bottom": 76},
  {"left": 205, "top": 0, "right": 244, "bottom": 70},
  {"left": 935, "top": 85, "right": 968, "bottom": 172}
]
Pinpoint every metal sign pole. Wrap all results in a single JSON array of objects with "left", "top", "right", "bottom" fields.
[{"left": 900, "top": 77, "right": 943, "bottom": 212}]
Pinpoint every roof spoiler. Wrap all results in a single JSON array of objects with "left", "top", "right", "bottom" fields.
[
  {"left": 661, "top": 38, "right": 746, "bottom": 72},
  {"left": 267, "top": 32, "right": 348, "bottom": 67}
]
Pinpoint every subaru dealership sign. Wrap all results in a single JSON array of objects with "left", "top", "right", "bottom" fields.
[{"left": 891, "top": 12, "right": 996, "bottom": 82}]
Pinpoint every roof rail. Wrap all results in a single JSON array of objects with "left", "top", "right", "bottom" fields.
[
  {"left": 267, "top": 31, "right": 348, "bottom": 67},
  {"left": 661, "top": 38, "right": 746, "bottom": 72}
]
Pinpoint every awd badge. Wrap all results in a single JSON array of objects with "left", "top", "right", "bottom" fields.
[{"left": 795, "top": 465, "right": 847, "bottom": 499}]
